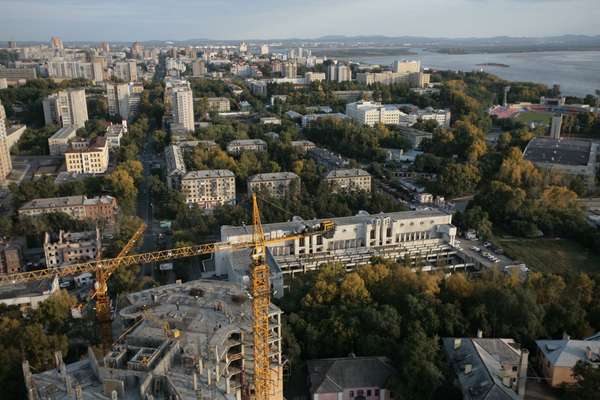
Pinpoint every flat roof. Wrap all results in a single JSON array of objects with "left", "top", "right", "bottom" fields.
[
  {"left": 49, "top": 126, "right": 78, "bottom": 141},
  {"left": 248, "top": 172, "right": 298, "bottom": 182},
  {"left": 524, "top": 137, "right": 592, "bottom": 166},
  {"left": 326, "top": 168, "right": 371, "bottom": 179},
  {"left": 228, "top": 139, "right": 266, "bottom": 146}
]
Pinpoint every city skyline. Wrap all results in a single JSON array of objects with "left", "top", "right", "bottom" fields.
[{"left": 1, "top": 0, "right": 600, "bottom": 41}]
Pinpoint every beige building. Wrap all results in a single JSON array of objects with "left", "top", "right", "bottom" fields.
[
  {"left": 357, "top": 69, "right": 429, "bottom": 89},
  {"left": 42, "top": 88, "right": 88, "bottom": 129},
  {"left": 327, "top": 63, "right": 352, "bottom": 82},
  {"left": 44, "top": 228, "right": 101, "bottom": 268},
  {"left": 305, "top": 72, "right": 326, "bottom": 83},
  {"left": 181, "top": 170, "right": 236, "bottom": 210},
  {"left": 50, "top": 36, "right": 64, "bottom": 50},
  {"left": 346, "top": 101, "right": 401, "bottom": 127},
  {"left": 19, "top": 195, "right": 118, "bottom": 222},
  {"left": 113, "top": 60, "right": 138, "bottom": 82},
  {"left": 207, "top": 97, "right": 231, "bottom": 113},
  {"left": 227, "top": 139, "right": 267, "bottom": 155},
  {"left": 172, "top": 87, "right": 195, "bottom": 132},
  {"left": 291, "top": 140, "right": 316, "bottom": 153},
  {"left": 192, "top": 59, "right": 207, "bottom": 76},
  {"left": 0, "top": 101, "right": 12, "bottom": 185},
  {"left": 247, "top": 172, "right": 300, "bottom": 199},
  {"left": 284, "top": 62, "right": 297, "bottom": 78},
  {"left": 536, "top": 339, "right": 600, "bottom": 387},
  {"left": 64, "top": 136, "right": 109, "bottom": 174},
  {"left": 325, "top": 169, "right": 372, "bottom": 193},
  {"left": 48, "top": 126, "right": 78, "bottom": 155},
  {"left": 0, "top": 237, "right": 25, "bottom": 274}
]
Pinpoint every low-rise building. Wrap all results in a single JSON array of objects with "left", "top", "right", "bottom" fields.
[
  {"left": 346, "top": 101, "right": 401, "bottom": 127},
  {"left": 260, "top": 117, "right": 281, "bottom": 125},
  {"left": 396, "top": 126, "right": 433, "bottom": 149},
  {"left": 165, "top": 144, "right": 187, "bottom": 190},
  {"left": 308, "top": 147, "right": 349, "bottom": 170},
  {"left": 5, "top": 124, "right": 27, "bottom": 150},
  {"left": 207, "top": 97, "right": 231, "bottom": 112},
  {"left": 44, "top": 228, "right": 101, "bottom": 268},
  {"left": 48, "top": 126, "right": 78, "bottom": 156},
  {"left": 226, "top": 139, "right": 267, "bottom": 155},
  {"left": 304, "top": 72, "right": 326, "bottom": 83},
  {"left": 19, "top": 195, "right": 118, "bottom": 222},
  {"left": 0, "top": 237, "right": 26, "bottom": 274},
  {"left": 291, "top": 140, "right": 316, "bottom": 153},
  {"left": 442, "top": 337, "right": 528, "bottom": 400},
  {"left": 64, "top": 136, "right": 109, "bottom": 174},
  {"left": 301, "top": 112, "right": 349, "bottom": 128},
  {"left": 325, "top": 168, "right": 372, "bottom": 193},
  {"left": 248, "top": 79, "right": 268, "bottom": 96},
  {"left": 536, "top": 339, "right": 600, "bottom": 387},
  {"left": 0, "top": 276, "right": 59, "bottom": 310},
  {"left": 105, "top": 121, "right": 127, "bottom": 148},
  {"left": 181, "top": 170, "right": 236, "bottom": 210},
  {"left": 218, "top": 209, "right": 457, "bottom": 276},
  {"left": 247, "top": 172, "right": 300, "bottom": 199},
  {"left": 524, "top": 137, "right": 599, "bottom": 190},
  {"left": 308, "top": 356, "right": 396, "bottom": 400}
]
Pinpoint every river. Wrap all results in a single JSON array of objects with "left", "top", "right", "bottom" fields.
[{"left": 352, "top": 49, "right": 600, "bottom": 97}]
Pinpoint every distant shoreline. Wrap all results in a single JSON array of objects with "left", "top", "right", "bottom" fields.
[
  {"left": 432, "top": 45, "right": 600, "bottom": 55},
  {"left": 476, "top": 63, "right": 510, "bottom": 68},
  {"left": 310, "top": 47, "right": 417, "bottom": 58}
]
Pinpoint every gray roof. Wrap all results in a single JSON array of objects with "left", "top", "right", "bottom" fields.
[
  {"left": 228, "top": 139, "right": 266, "bottom": 146},
  {"left": 524, "top": 137, "right": 592, "bottom": 166},
  {"left": 326, "top": 168, "right": 371, "bottom": 179},
  {"left": 536, "top": 340, "right": 600, "bottom": 367},
  {"left": 49, "top": 126, "right": 78, "bottom": 140},
  {"left": 248, "top": 172, "right": 298, "bottom": 183},
  {"left": 307, "top": 356, "right": 396, "bottom": 394},
  {"left": 182, "top": 169, "right": 235, "bottom": 179},
  {"left": 442, "top": 338, "right": 523, "bottom": 400}
]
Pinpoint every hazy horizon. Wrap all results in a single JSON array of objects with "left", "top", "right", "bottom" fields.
[{"left": 1, "top": 0, "right": 599, "bottom": 42}]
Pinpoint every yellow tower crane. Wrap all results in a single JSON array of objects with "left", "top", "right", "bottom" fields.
[{"left": 0, "top": 197, "right": 335, "bottom": 399}]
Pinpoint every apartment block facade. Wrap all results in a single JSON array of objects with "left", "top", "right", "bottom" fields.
[
  {"left": 42, "top": 89, "right": 88, "bottom": 129},
  {"left": 64, "top": 136, "right": 109, "bottom": 174},
  {"left": 325, "top": 168, "right": 372, "bottom": 193},
  {"left": 247, "top": 172, "right": 300, "bottom": 199},
  {"left": 0, "top": 101, "right": 12, "bottom": 185},
  {"left": 226, "top": 139, "right": 267, "bottom": 155},
  {"left": 19, "top": 195, "right": 118, "bottom": 222},
  {"left": 181, "top": 170, "right": 236, "bottom": 210},
  {"left": 346, "top": 101, "right": 401, "bottom": 127},
  {"left": 172, "top": 87, "right": 195, "bottom": 132}
]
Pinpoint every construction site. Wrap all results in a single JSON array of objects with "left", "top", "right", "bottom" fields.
[{"left": 23, "top": 279, "right": 284, "bottom": 400}]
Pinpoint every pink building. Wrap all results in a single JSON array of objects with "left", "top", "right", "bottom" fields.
[{"left": 308, "top": 356, "right": 396, "bottom": 400}]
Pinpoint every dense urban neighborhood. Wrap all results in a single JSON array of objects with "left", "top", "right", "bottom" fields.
[{"left": 0, "top": 29, "right": 600, "bottom": 400}]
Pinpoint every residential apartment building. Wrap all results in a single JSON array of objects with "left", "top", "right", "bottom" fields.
[
  {"left": 48, "top": 126, "right": 78, "bottom": 155},
  {"left": 206, "top": 97, "right": 230, "bottom": 113},
  {"left": 247, "top": 172, "right": 300, "bottom": 199},
  {"left": 19, "top": 195, "right": 118, "bottom": 222},
  {"left": 227, "top": 139, "right": 267, "bottom": 155},
  {"left": 248, "top": 79, "right": 268, "bottom": 96},
  {"left": 165, "top": 144, "right": 187, "bottom": 189},
  {"left": 106, "top": 82, "right": 142, "bottom": 120},
  {"left": 401, "top": 107, "right": 452, "bottom": 128},
  {"left": 191, "top": 59, "right": 207, "bottom": 77},
  {"left": 46, "top": 61, "right": 104, "bottom": 82},
  {"left": 304, "top": 72, "right": 326, "bottom": 83},
  {"left": 0, "top": 101, "right": 12, "bottom": 185},
  {"left": 5, "top": 125, "right": 27, "bottom": 150},
  {"left": 181, "top": 170, "right": 236, "bottom": 210},
  {"left": 393, "top": 60, "right": 421, "bottom": 74},
  {"left": 327, "top": 63, "right": 352, "bottom": 82},
  {"left": 64, "top": 136, "right": 109, "bottom": 174},
  {"left": 0, "top": 66, "right": 37, "bottom": 83},
  {"left": 536, "top": 339, "right": 600, "bottom": 387},
  {"left": 171, "top": 87, "right": 195, "bottom": 132},
  {"left": 217, "top": 209, "right": 457, "bottom": 276},
  {"left": 42, "top": 88, "right": 88, "bottom": 129},
  {"left": 44, "top": 228, "right": 101, "bottom": 268},
  {"left": 308, "top": 356, "right": 396, "bottom": 400},
  {"left": 357, "top": 69, "right": 429, "bottom": 88},
  {"left": 346, "top": 101, "right": 401, "bottom": 127},
  {"left": 50, "top": 36, "right": 64, "bottom": 50},
  {"left": 284, "top": 62, "right": 297, "bottom": 79},
  {"left": 105, "top": 121, "right": 127, "bottom": 148},
  {"left": 443, "top": 337, "right": 528, "bottom": 400},
  {"left": 113, "top": 60, "right": 138, "bottom": 82},
  {"left": 325, "top": 168, "right": 372, "bottom": 193}
]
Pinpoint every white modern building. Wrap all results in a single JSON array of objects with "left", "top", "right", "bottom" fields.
[
  {"left": 43, "top": 89, "right": 88, "bottom": 129},
  {"left": 346, "top": 101, "right": 401, "bottom": 127}
]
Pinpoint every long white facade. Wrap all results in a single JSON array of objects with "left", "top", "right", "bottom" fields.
[{"left": 346, "top": 101, "right": 401, "bottom": 127}]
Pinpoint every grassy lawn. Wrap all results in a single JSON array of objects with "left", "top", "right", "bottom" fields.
[
  {"left": 514, "top": 111, "right": 552, "bottom": 125},
  {"left": 498, "top": 238, "right": 600, "bottom": 275}
]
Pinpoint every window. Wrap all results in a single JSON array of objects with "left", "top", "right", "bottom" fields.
[
  {"left": 375, "top": 389, "right": 380, "bottom": 396},
  {"left": 350, "top": 391, "right": 354, "bottom": 398},
  {"left": 367, "top": 390, "right": 372, "bottom": 396}
]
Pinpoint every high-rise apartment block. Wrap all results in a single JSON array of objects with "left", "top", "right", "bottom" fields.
[
  {"left": 181, "top": 170, "right": 236, "bottom": 210},
  {"left": 284, "top": 62, "right": 297, "bottom": 78},
  {"left": 64, "top": 136, "right": 109, "bottom": 174},
  {"left": 191, "top": 59, "right": 207, "bottom": 77},
  {"left": 46, "top": 61, "right": 104, "bottom": 82},
  {"left": 131, "top": 41, "right": 144, "bottom": 58},
  {"left": 0, "top": 101, "right": 12, "bottom": 186},
  {"left": 42, "top": 89, "right": 88, "bottom": 129},
  {"left": 106, "top": 82, "right": 142, "bottom": 120},
  {"left": 328, "top": 63, "right": 352, "bottom": 82},
  {"left": 325, "top": 168, "right": 372, "bottom": 193},
  {"left": 346, "top": 100, "right": 401, "bottom": 127},
  {"left": 113, "top": 60, "right": 138, "bottom": 82},
  {"left": 247, "top": 172, "right": 300, "bottom": 199},
  {"left": 171, "top": 87, "right": 195, "bottom": 132}
]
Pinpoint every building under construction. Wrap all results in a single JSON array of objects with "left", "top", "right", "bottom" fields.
[{"left": 24, "top": 279, "right": 284, "bottom": 400}]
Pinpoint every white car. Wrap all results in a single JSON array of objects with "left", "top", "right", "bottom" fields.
[{"left": 471, "top": 246, "right": 481, "bottom": 252}]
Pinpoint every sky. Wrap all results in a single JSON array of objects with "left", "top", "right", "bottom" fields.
[{"left": 1, "top": 0, "right": 599, "bottom": 42}]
